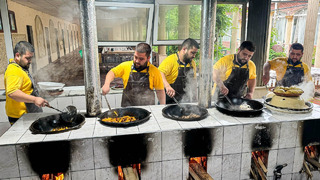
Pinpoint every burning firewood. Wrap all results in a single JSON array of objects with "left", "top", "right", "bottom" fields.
[
  {"left": 123, "top": 167, "right": 139, "bottom": 180},
  {"left": 189, "top": 160, "right": 213, "bottom": 180}
]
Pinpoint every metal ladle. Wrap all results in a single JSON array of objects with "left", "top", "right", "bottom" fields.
[
  {"left": 46, "top": 105, "right": 77, "bottom": 123},
  {"left": 104, "top": 95, "right": 118, "bottom": 117},
  {"left": 224, "top": 95, "right": 235, "bottom": 110},
  {"left": 172, "top": 96, "right": 185, "bottom": 114}
]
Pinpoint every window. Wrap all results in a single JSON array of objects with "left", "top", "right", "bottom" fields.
[
  {"left": 95, "top": 2, "right": 154, "bottom": 46},
  {"left": 8, "top": 10, "right": 17, "bottom": 33},
  {"left": 0, "top": 12, "right": 3, "bottom": 32},
  {"left": 153, "top": 1, "right": 201, "bottom": 45}
]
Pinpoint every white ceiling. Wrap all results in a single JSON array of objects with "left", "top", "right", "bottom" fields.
[{"left": 11, "top": 0, "right": 80, "bottom": 24}]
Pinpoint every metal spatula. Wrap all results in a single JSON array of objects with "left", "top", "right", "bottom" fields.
[
  {"left": 104, "top": 95, "right": 118, "bottom": 117},
  {"left": 172, "top": 96, "right": 185, "bottom": 114}
]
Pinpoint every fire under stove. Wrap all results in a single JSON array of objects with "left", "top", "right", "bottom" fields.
[{"left": 1, "top": 103, "right": 320, "bottom": 179}]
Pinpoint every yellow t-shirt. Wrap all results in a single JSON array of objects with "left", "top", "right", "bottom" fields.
[
  {"left": 158, "top": 53, "right": 197, "bottom": 84},
  {"left": 268, "top": 57, "right": 312, "bottom": 81},
  {"left": 111, "top": 60, "right": 164, "bottom": 90},
  {"left": 5, "top": 59, "right": 33, "bottom": 118},
  {"left": 213, "top": 54, "right": 257, "bottom": 81}
]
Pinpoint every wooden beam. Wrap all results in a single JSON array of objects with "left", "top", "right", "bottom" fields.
[
  {"left": 189, "top": 161, "right": 214, "bottom": 180},
  {"left": 302, "top": 0, "right": 319, "bottom": 67},
  {"left": 246, "top": 0, "right": 272, "bottom": 86},
  {"left": 123, "top": 167, "right": 139, "bottom": 180}
]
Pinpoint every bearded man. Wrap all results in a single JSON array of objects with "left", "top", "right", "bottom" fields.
[
  {"left": 213, "top": 41, "right": 257, "bottom": 100},
  {"left": 5, "top": 41, "right": 48, "bottom": 125},
  {"left": 158, "top": 38, "right": 199, "bottom": 104},
  {"left": 102, "top": 43, "right": 165, "bottom": 107},
  {"left": 262, "top": 43, "right": 312, "bottom": 87}
]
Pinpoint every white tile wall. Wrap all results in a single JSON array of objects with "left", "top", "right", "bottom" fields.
[
  {"left": 277, "top": 148, "right": 295, "bottom": 175},
  {"left": 279, "top": 122, "right": 298, "bottom": 149},
  {"left": 240, "top": 152, "right": 251, "bottom": 179},
  {"left": 0, "top": 145, "right": 19, "bottom": 179},
  {"left": 95, "top": 167, "right": 118, "bottom": 180},
  {"left": 210, "top": 127, "right": 223, "bottom": 156},
  {"left": 222, "top": 153, "right": 241, "bottom": 179},
  {"left": 70, "top": 139, "right": 94, "bottom": 172},
  {"left": 223, "top": 125, "right": 243, "bottom": 154},
  {"left": 141, "top": 162, "right": 161, "bottom": 180},
  {"left": 93, "top": 138, "right": 112, "bottom": 169},
  {"left": 71, "top": 169, "right": 95, "bottom": 180},
  {"left": 161, "top": 131, "right": 183, "bottom": 161},
  {"left": 207, "top": 155, "right": 222, "bottom": 180},
  {"left": 162, "top": 159, "right": 183, "bottom": 180}
]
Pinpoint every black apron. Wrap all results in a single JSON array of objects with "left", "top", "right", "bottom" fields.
[
  {"left": 8, "top": 62, "right": 43, "bottom": 113},
  {"left": 277, "top": 60, "right": 304, "bottom": 87},
  {"left": 121, "top": 65, "right": 155, "bottom": 107},
  {"left": 218, "top": 54, "right": 249, "bottom": 99},
  {"left": 166, "top": 53, "right": 194, "bottom": 104}
]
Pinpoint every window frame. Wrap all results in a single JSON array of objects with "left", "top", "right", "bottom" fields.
[
  {"left": 8, "top": 10, "right": 17, "bottom": 33},
  {"left": 153, "top": 0, "right": 201, "bottom": 46},
  {"left": 0, "top": 12, "right": 3, "bottom": 33},
  {"left": 95, "top": 2, "right": 154, "bottom": 46}
]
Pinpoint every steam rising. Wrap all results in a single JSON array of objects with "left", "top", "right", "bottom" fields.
[
  {"left": 296, "top": 81, "right": 315, "bottom": 101},
  {"left": 180, "top": 70, "right": 198, "bottom": 103}
]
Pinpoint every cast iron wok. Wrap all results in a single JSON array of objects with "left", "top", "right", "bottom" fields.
[
  {"left": 215, "top": 97, "right": 264, "bottom": 117},
  {"left": 98, "top": 107, "right": 151, "bottom": 127},
  {"left": 29, "top": 113, "right": 85, "bottom": 134},
  {"left": 162, "top": 104, "right": 208, "bottom": 121}
]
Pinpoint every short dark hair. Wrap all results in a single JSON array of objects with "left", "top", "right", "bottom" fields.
[
  {"left": 290, "top": 43, "right": 304, "bottom": 52},
  {"left": 181, "top": 38, "right": 200, "bottom": 50},
  {"left": 14, "top": 41, "right": 35, "bottom": 56},
  {"left": 135, "top": 42, "right": 151, "bottom": 57},
  {"left": 239, "top": 41, "right": 255, "bottom": 52}
]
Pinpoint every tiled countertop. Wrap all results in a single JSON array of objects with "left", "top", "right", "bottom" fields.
[{"left": 1, "top": 102, "right": 320, "bottom": 146}]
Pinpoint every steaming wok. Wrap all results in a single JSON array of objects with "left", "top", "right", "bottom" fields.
[
  {"left": 162, "top": 104, "right": 208, "bottom": 121},
  {"left": 215, "top": 97, "right": 263, "bottom": 117},
  {"left": 98, "top": 107, "right": 151, "bottom": 127},
  {"left": 29, "top": 114, "right": 85, "bottom": 134}
]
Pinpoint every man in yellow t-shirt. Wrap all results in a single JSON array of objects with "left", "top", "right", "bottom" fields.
[
  {"left": 102, "top": 43, "right": 165, "bottom": 107},
  {"left": 158, "top": 38, "right": 199, "bottom": 104},
  {"left": 262, "top": 43, "right": 312, "bottom": 87},
  {"left": 213, "top": 41, "right": 257, "bottom": 100},
  {"left": 5, "top": 41, "right": 48, "bottom": 125}
]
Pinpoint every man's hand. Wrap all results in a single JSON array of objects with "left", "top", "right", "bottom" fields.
[
  {"left": 244, "top": 92, "right": 253, "bottom": 99},
  {"left": 34, "top": 97, "right": 48, "bottom": 107},
  {"left": 219, "top": 84, "right": 229, "bottom": 96},
  {"left": 262, "top": 74, "right": 270, "bottom": 85},
  {"left": 102, "top": 84, "right": 110, "bottom": 95},
  {"left": 165, "top": 85, "right": 175, "bottom": 98}
]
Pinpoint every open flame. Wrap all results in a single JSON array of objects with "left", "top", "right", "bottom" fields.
[
  {"left": 250, "top": 151, "right": 269, "bottom": 180},
  {"left": 189, "top": 156, "right": 207, "bottom": 171},
  {"left": 118, "top": 164, "right": 141, "bottom": 180},
  {"left": 41, "top": 173, "right": 64, "bottom": 180}
]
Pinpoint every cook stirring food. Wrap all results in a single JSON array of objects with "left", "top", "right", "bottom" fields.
[
  {"left": 4, "top": 41, "right": 48, "bottom": 125},
  {"left": 102, "top": 42, "right": 166, "bottom": 107},
  {"left": 213, "top": 41, "right": 257, "bottom": 100},
  {"left": 262, "top": 43, "right": 312, "bottom": 87},
  {"left": 158, "top": 38, "right": 199, "bottom": 104}
]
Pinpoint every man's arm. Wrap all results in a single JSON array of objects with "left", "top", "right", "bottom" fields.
[
  {"left": 244, "top": 78, "right": 256, "bottom": 99},
  {"left": 102, "top": 71, "right": 115, "bottom": 95},
  {"left": 213, "top": 69, "right": 228, "bottom": 95},
  {"left": 155, "top": 89, "right": 166, "bottom": 104},
  {"left": 8, "top": 90, "right": 48, "bottom": 107},
  {"left": 262, "top": 61, "right": 271, "bottom": 85},
  {"left": 160, "top": 72, "right": 175, "bottom": 97}
]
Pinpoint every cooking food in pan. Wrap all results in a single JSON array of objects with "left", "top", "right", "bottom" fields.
[
  {"left": 51, "top": 126, "right": 70, "bottom": 132},
  {"left": 98, "top": 107, "right": 151, "bottom": 127},
  {"left": 101, "top": 116, "right": 136, "bottom": 123},
  {"left": 181, "top": 113, "right": 201, "bottom": 119},
  {"left": 273, "top": 86, "right": 304, "bottom": 97},
  {"left": 29, "top": 114, "right": 85, "bottom": 134},
  {"left": 215, "top": 97, "right": 263, "bottom": 117},
  {"left": 162, "top": 104, "right": 208, "bottom": 121}
]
